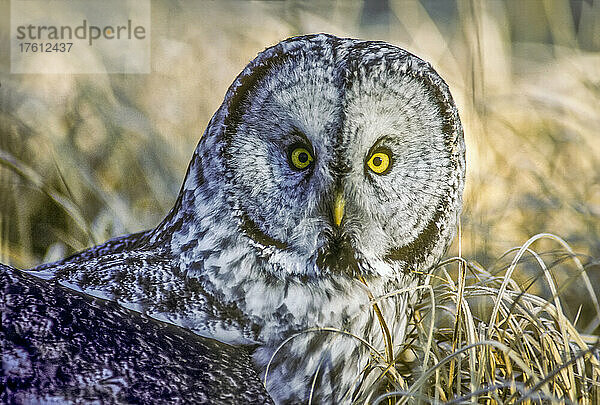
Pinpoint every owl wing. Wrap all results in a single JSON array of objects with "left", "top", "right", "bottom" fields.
[
  {"left": 23, "top": 230, "right": 258, "bottom": 346},
  {"left": 1, "top": 264, "right": 272, "bottom": 404}
]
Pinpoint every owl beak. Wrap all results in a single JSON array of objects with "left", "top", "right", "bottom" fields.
[{"left": 333, "top": 192, "right": 345, "bottom": 227}]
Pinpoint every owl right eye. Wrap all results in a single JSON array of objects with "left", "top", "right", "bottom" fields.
[
  {"left": 288, "top": 145, "right": 314, "bottom": 170},
  {"left": 366, "top": 149, "right": 392, "bottom": 175}
]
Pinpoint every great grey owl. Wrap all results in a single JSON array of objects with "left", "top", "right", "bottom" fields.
[{"left": 25, "top": 34, "right": 465, "bottom": 403}]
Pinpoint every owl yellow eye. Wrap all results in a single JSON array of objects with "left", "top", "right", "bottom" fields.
[
  {"left": 289, "top": 146, "right": 313, "bottom": 170},
  {"left": 367, "top": 151, "right": 391, "bottom": 174}
]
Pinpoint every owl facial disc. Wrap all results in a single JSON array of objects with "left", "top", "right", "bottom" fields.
[{"left": 198, "top": 34, "right": 465, "bottom": 279}]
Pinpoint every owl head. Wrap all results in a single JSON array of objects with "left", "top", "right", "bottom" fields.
[{"left": 174, "top": 34, "right": 465, "bottom": 282}]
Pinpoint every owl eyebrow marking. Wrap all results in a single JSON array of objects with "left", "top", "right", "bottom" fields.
[
  {"left": 287, "top": 127, "right": 312, "bottom": 146},
  {"left": 365, "top": 135, "right": 393, "bottom": 157}
]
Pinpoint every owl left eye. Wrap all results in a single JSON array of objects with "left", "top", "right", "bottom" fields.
[
  {"left": 366, "top": 150, "right": 392, "bottom": 175},
  {"left": 288, "top": 145, "right": 314, "bottom": 170}
]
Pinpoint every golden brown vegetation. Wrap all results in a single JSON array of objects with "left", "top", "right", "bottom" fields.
[{"left": 1, "top": 1, "right": 599, "bottom": 402}]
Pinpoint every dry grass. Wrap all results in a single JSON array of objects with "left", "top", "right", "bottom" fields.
[
  {"left": 1, "top": 0, "right": 599, "bottom": 403},
  {"left": 366, "top": 233, "right": 600, "bottom": 404},
  {"left": 262, "top": 233, "right": 600, "bottom": 403}
]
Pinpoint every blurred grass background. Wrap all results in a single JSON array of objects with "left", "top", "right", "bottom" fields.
[{"left": 0, "top": 0, "right": 599, "bottom": 316}]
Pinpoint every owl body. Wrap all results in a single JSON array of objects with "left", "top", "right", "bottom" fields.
[{"left": 27, "top": 34, "right": 465, "bottom": 403}]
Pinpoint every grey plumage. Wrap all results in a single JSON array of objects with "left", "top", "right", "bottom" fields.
[
  {"left": 0, "top": 264, "right": 273, "bottom": 404},
  {"left": 21, "top": 34, "right": 465, "bottom": 403}
]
